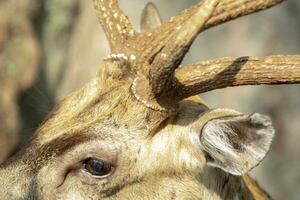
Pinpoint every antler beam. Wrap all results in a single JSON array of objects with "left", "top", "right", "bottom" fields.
[
  {"left": 174, "top": 55, "right": 300, "bottom": 100},
  {"left": 149, "top": 0, "right": 220, "bottom": 96},
  {"left": 135, "top": 0, "right": 285, "bottom": 98},
  {"left": 93, "top": 0, "right": 294, "bottom": 113}
]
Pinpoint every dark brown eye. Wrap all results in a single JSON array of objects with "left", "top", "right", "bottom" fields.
[{"left": 83, "top": 158, "right": 114, "bottom": 178}]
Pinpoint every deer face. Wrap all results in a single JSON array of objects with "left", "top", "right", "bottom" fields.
[
  {"left": 0, "top": 75, "right": 274, "bottom": 200},
  {"left": 1, "top": 0, "right": 299, "bottom": 199}
]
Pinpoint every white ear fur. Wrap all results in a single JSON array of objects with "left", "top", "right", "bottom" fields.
[{"left": 200, "top": 113, "right": 275, "bottom": 175}]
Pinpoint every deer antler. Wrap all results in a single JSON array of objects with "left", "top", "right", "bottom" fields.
[
  {"left": 175, "top": 55, "right": 300, "bottom": 100},
  {"left": 204, "top": 0, "right": 285, "bottom": 30},
  {"left": 148, "top": 0, "right": 220, "bottom": 97},
  {"left": 93, "top": 0, "right": 284, "bottom": 55},
  {"left": 140, "top": 3, "right": 162, "bottom": 32},
  {"left": 92, "top": 0, "right": 134, "bottom": 52},
  {"left": 93, "top": 0, "right": 298, "bottom": 114},
  {"left": 135, "top": 0, "right": 285, "bottom": 64}
]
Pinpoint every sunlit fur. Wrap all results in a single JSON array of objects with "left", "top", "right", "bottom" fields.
[
  {"left": 0, "top": 70, "right": 265, "bottom": 199},
  {"left": 0, "top": 0, "right": 278, "bottom": 199}
]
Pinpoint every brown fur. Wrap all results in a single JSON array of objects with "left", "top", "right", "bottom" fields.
[{"left": 0, "top": 0, "right": 294, "bottom": 199}]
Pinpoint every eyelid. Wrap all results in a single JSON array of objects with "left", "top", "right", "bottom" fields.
[
  {"left": 81, "top": 164, "right": 116, "bottom": 179},
  {"left": 65, "top": 140, "right": 121, "bottom": 165},
  {"left": 51, "top": 140, "right": 120, "bottom": 175},
  {"left": 82, "top": 157, "right": 116, "bottom": 176},
  {"left": 79, "top": 163, "right": 117, "bottom": 183}
]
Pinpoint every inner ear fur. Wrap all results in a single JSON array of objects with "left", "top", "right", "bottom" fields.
[{"left": 198, "top": 110, "right": 275, "bottom": 175}]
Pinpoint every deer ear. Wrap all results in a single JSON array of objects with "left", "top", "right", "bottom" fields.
[
  {"left": 199, "top": 112, "right": 275, "bottom": 175},
  {"left": 140, "top": 2, "right": 162, "bottom": 32}
]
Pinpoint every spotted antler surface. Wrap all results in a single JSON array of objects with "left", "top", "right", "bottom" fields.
[
  {"left": 92, "top": 0, "right": 298, "bottom": 113},
  {"left": 204, "top": 0, "right": 285, "bottom": 30},
  {"left": 175, "top": 55, "right": 300, "bottom": 101},
  {"left": 93, "top": 0, "right": 134, "bottom": 52}
]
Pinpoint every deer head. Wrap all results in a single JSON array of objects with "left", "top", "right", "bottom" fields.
[{"left": 1, "top": 0, "right": 299, "bottom": 199}]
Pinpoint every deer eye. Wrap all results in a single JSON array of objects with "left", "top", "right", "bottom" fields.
[{"left": 83, "top": 158, "right": 114, "bottom": 178}]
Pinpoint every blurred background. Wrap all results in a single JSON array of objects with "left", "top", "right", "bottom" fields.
[{"left": 0, "top": 0, "right": 299, "bottom": 199}]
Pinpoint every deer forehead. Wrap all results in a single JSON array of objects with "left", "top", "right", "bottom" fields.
[
  {"left": 33, "top": 78, "right": 130, "bottom": 143},
  {"left": 31, "top": 88, "right": 209, "bottom": 172},
  {"left": 29, "top": 56, "right": 207, "bottom": 144}
]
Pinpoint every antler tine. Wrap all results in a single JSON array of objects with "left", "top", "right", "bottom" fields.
[
  {"left": 136, "top": 0, "right": 284, "bottom": 97},
  {"left": 204, "top": 0, "right": 285, "bottom": 31},
  {"left": 174, "top": 55, "right": 300, "bottom": 101},
  {"left": 148, "top": 0, "right": 220, "bottom": 97},
  {"left": 138, "top": 0, "right": 284, "bottom": 62},
  {"left": 140, "top": 3, "right": 162, "bottom": 32},
  {"left": 92, "top": 0, "right": 134, "bottom": 53}
]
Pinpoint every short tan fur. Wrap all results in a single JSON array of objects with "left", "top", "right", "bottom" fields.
[{"left": 0, "top": 0, "right": 299, "bottom": 199}]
